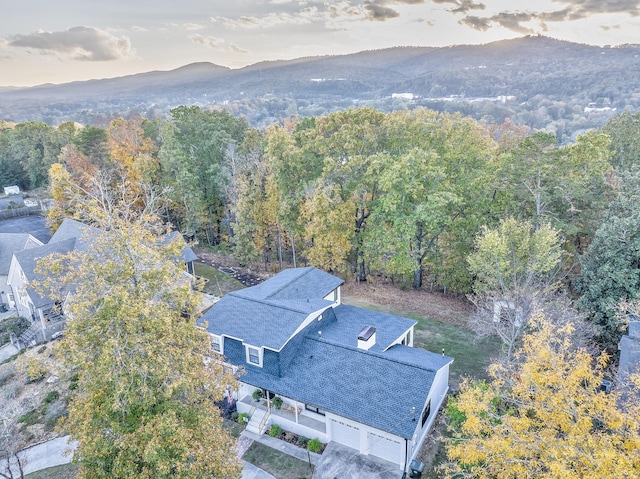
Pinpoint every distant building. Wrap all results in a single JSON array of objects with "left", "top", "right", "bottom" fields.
[
  {"left": 392, "top": 93, "right": 414, "bottom": 100},
  {"left": 3, "top": 186, "right": 20, "bottom": 196}
]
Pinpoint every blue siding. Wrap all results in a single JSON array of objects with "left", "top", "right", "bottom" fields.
[
  {"left": 262, "top": 348, "right": 280, "bottom": 376},
  {"left": 223, "top": 337, "right": 245, "bottom": 365}
]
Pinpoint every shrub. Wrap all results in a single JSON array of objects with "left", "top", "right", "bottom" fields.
[
  {"left": 69, "top": 372, "right": 79, "bottom": 390},
  {"left": 297, "top": 435, "right": 308, "bottom": 447},
  {"left": 44, "top": 390, "right": 60, "bottom": 403},
  {"left": 19, "top": 356, "right": 47, "bottom": 384},
  {"left": 230, "top": 411, "right": 239, "bottom": 421},
  {"left": 237, "top": 412, "right": 250, "bottom": 424},
  {"left": 18, "top": 410, "right": 40, "bottom": 426},
  {"left": 4, "top": 382, "right": 21, "bottom": 400},
  {"left": 0, "top": 367, "right": 15, "bottom": 387},
  {"left": 44, "top": 400, "right": 67, "bottom": 432},
  {"left": 272, "top": 396, "right": 283, "bottom": 409},
  {"left": 307, "top": 438, "right": 323, "bottom": 453},
  {"left": 252, "top": 388, "right": 264, "bottom": 401},
  {"left": 268, "top": 424, "right": 282, "bottom": 437}
]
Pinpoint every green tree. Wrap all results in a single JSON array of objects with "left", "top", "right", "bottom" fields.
[
  {"left": 443, "top": 312, "right": 640, "bottom": 479},
  {"left": 467, "top": 218, "right": 563, "bottom": 360},
  {"left": 495, "top": 131, "right": 612, "bottom": 255},
  {"left": 603, "top": 110, "right": 640, "bottom": 171},
  {"left": 38, "top": 184, "right": 241, "bottom": 479},
  {"left": 159, "top": 106, "right": 250, "bottom": 244},
  {"left": 369, "top": 109, "right": 497, "bottom": 291},
  {"left": 302, "top": 108, "right": 386, "bottom": 280},
  {"left": 577, "top": 168, "right": 640, "bottom": 350},
  {"left": 367, "top": 148, "right": 461, "bottom": 289}
]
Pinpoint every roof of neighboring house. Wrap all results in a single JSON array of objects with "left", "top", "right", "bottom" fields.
[
  {"left": 13, "top": 238, "right": 77, "bottom": 307},
  {"left": 241, "top": 335, "right": 452, "bottom": 439},
  {"left": 0, "top": 233, "right": 42, "bottom": 276},
  {"left": 198, "top": 267, "right": 343, "bottom": 350},
  {"left": 160, "top": 230, "right": 198, "bottom": 263},
  {"left": 11, "top": 218, "right": 196, "bottom": 308},
  {"left": 618, "top": 321, "right": 640, "bottom": 404}
]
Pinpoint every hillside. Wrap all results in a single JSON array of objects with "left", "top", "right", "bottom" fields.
[{"left": 1, "top": 35, "right": 639, "bottom": 141}]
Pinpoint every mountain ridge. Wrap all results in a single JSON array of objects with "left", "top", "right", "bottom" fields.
[{"left": 1, "top": 35, "right": 638, "bottom": 142}]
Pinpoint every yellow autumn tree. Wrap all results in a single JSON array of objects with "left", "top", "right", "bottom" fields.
[
  {"left": 37, "top": 183, "right": 241, "bottom": 479},
  {"left": 442, "top": 311, "right": 640, "bottom": 479}
]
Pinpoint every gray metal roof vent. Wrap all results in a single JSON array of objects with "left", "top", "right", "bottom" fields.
[{"left": 357, "top": 325, "right": 376, "bottom": 350}]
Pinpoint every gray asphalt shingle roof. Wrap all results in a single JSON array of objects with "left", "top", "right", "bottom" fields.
[
  {"left": 200, "top": 294, "right": 332, "bottom": 349},
  {"left": 241, "top": 336, "right": 452, "bottom": 439},
  {"left": 236, "top": 267, "right": 343, "bottom": 301},
  {"left": 323, "top": 304, "right": 415, "bottom": 352},
  {"left": 0, "top": 233, "right": 41, "bottom": 275},
  {"left": 618, "top": 322, "right": 640, "bottom": 405},
  {"left": 199, "top": 267, "right": 342, "bottom": 350},
  {"left": 13, "top": 238, "right": 77, "bottom": 307},
  {"left": 200, "top": 266, "right": 453, "bottom": 438}
]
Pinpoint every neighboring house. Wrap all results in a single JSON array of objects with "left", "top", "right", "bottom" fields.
[
  {"left": 197, "top": 267, "right": 453, "bottom": 470},
  {"left": 618, "top": 320, "right": 640, "bottom": 405},
  {"left": 0, "top": 233, "right": 43, "bottom": 313},
  {"left": 7, "top": 218, "right": 197, "bottom": 346}
]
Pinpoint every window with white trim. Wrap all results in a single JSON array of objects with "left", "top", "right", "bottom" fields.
[
  {"left": 211, "top": 335, "right": 223, "bottom": 354},
  {"left": 246, "top": 345, "right": 262, "bottom": 367}
]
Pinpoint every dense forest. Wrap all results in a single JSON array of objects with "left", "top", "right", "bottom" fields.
[{"left": 2, "top": 106, "right": 640, "bottom": 353}]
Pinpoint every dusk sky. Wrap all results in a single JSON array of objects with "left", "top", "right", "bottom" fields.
[{"left": 2, "top": 0, "right": 640, "bottom": 87}]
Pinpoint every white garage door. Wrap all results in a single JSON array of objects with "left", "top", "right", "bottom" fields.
[
  {"left": 330, "top": 419, "right": 360, "bottom": 450},
  {"left": 367, "top": 432, "right": 403, "bottom": 465}
]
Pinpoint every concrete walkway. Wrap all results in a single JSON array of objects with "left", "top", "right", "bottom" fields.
[
  {"left": 0, "top": 342, "right": 18, "bottom": 362},
  {"left": 313, "top": 441, "right": 402, "bottom": 479},
  {"left": 241, "top": 430, "right": 321, "bottom": 466},
  {"left": 0, "top": 436, "right": 76, "bottom": 477},
  {"left": 1, "top": 433, "right": 277, "bottom": 479}
]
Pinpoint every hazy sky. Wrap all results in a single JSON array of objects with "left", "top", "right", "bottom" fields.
[{"left": 2, "top": 0, "right": 640, "bottom": 87}]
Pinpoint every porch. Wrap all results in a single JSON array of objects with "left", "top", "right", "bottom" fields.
[{"left": 238, "top": 395, "right": 327, "bottom": 440}]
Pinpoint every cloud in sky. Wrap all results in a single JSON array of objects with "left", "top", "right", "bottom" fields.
[
  {"left": 9, "top": 26, "right": 134, "bottom": 61},
  {"left": 189, "top": 34, "right": 224, "bottom": 48},
  {"left": 458, "top": 0, "right": 640, "bottom": 34},
  {"left": 2, "top": 0, "right": 640, "bottom": 86}
]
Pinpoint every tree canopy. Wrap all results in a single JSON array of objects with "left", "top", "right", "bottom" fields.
[
  {"left": 37, "top": 181, "right": 241, "bottom": 479},
  {"left": 443, "top": 312, "right": 640, "bottom": 479}
]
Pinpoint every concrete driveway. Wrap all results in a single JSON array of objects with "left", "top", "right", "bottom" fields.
[{"left": 313, "top": 442, "right": 404, "bottom": 479}]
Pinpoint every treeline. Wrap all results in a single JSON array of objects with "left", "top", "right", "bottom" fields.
[{"left": 2, "top": 107, "right": 640, "bottom": 349}]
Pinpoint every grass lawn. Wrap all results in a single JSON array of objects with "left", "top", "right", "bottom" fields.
[
  {"left": 341, "top": 296, "right": 501, "bottom": 388},
  {"left": 223, "top": 418, "right": 245, "bottom": 439},
  {"left": 409, "top": 313, "right": 502, "bottom": 388},
  {"left": 25, "top": 463, "right": 78, "bottom": 479},
  {"left": 194, "top": 261, "right": 245, "bottom": 296},
  {"left": 242, "top": 441, "right": 314, "bottom": 479}
]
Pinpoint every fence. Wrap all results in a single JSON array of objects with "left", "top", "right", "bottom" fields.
[{"left": 0, "top": 206, "right": 41, "bottom": 220}]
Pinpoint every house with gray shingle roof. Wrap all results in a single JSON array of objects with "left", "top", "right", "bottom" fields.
[
  {"left": 7, "top": 218, "right": 198, "bottom": 346},
  {"left": 0, "top": 233, "right": 43, "bottom": 314},
  {"left": 197, "top": 266, "right": 453, "bottom": 470}
]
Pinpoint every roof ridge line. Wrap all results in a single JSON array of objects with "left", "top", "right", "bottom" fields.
[
  {"left": 230, "top": 291, "right": 328, "bottom": 314},
  {"left": 264, "top": 266, "right": 313, "bottom": 299},
  {"left": 307, "top": 336, "right": 445, "bottom": 372}
]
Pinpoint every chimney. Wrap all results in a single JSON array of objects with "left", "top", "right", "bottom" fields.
[{"left": 357, "top": 325, "right": 376, "bottom": 350}]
